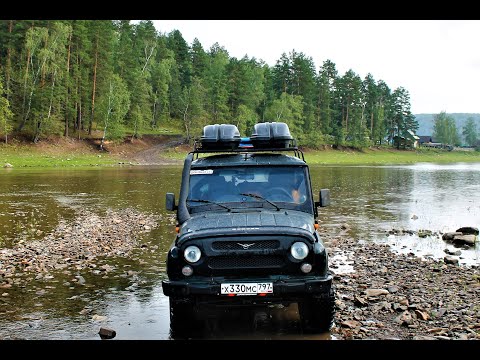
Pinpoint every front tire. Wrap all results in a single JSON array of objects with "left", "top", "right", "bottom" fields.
[
  {"left": 169, "top": 297, "right": 199, "bottom": 338},
  {"left": 298, "top": 287, "right": 335, "bottom": 333}
]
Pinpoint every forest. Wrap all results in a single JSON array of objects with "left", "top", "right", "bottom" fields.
[{"left": 0, "top": 20, "right": 418, "bottom": 149}]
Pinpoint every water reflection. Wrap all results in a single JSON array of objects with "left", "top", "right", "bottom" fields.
[{"left": 311, "top": 163, "right": 480, "bottom": 266}]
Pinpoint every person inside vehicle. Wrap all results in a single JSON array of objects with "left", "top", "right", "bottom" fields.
[{"left": 291, "top": 169, "right": 307, "bottom": 204}]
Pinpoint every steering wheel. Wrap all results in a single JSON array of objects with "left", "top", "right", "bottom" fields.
[{"left": 264, "top": 187, "right": 293, "bottom": 202}]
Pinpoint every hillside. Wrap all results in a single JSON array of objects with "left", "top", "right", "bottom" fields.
[{"left": 415, "top": 113, "right": 480, "bottom": 143}]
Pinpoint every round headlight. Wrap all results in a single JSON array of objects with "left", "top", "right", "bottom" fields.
[
  {"left": 291, "top": 242, "right": 309, "bottom": 260},
  {"left": 184, "top": 245, "right": 201, "bottom": 263}
]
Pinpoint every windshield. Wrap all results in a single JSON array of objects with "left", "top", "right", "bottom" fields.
[{"left": 187, "top": 166, "right": 313, "bottom": 213}]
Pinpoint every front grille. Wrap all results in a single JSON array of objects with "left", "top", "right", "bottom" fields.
[
  {"left": 212, "top": 240, "right": 279, "bottom": 250},
  {"left": 209, "top": 255, "right": 284, "bottom": 269}
]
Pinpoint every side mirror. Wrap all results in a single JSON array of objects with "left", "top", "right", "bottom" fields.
[
  {"left": 315, "top": 189, "right": 330, "bottom": 207},
  {"left": 166, "top": 192, "right": 177, "bottom": 211}
]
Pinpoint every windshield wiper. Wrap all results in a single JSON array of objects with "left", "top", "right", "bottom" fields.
[
  {"left": 187, "top": 199, "right": 232, "bottom": 211},
  {"left": 239, "top": 193, "right": 281, "bottom": 211}
]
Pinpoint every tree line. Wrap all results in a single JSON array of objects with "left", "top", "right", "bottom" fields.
[
  {"left": 0, "top": 20, "right": 418, "bottom": 148},
  {"left": 433, "top": 111, "right": 479, "bottom": 147}
]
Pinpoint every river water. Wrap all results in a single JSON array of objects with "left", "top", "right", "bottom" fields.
[{"left": 0, "top": 163, "right": 479, "bottom": 339}]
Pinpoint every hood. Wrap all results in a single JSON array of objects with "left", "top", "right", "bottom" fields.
[{"left": 178, "top": 210, "right": 315, "bottom": 243}]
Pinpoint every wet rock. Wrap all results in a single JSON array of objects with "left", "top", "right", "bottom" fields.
[
  {"left": 453, "top": 235, "right": 476, "bottom": 246},
  {"left": 415, "top": 310, "right": 430, "bottom": 321},
  {"left": 98, "top": 327, "right": 116, "bottom": 339},
  {"left": 399, "top": 298, "right": 409, "bottom": 306},
  {"left": 92, "top": 314, "right": 108, "bottom": 321},
  {"left": 413, "top": 335, "right": 437, "bottom": 340},
  {"left": 341, "top": 223, "right": 350, "bottom": 230},
  {"left": 387, "top": 285, "right": 400, "bottom": 293},
  {"left": 74, "top": 275, "right": 86, "bottom": 285},
  {"left": 371, "top": 301, "right": 392, "bottom": 312},
  {"left": 455, "top": 227, "right": 479, "bottom": 236},
  {"left": 444, "top": 256, "right": 459, "bottom": 265},
  {"left": 434, "top": 335, "right": 451, "bottom": 340},
  {"left": 427, "top": 327, "right": 447, "bottom": 334},
  {"left": 432, "top": 308, "right": 447, "bottom": 318},
  {"left": 341, "top": 320, "right": 360, "bottom": 329},
  {"left": 354, "top": 295, "right": 368, "bottom": 307},
  {"left": 418, "top": 230, "right": 432, "bottom": 238},
  {"left": 395, "top": 311, "right": 414, "bottom": 326},
  {"left": 444, "top": 248, "right": 462, "bottom": 256},
  {"left": 365, "top": 288, "right": 389, "bottom": 297},
  {"left": 393, "top": 303, "right": 408, "bottom": 312},
  {"left": 442, "top": 232, "right": 462, "bottom": 241}
]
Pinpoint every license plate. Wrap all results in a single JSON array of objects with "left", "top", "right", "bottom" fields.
[{"left": 221, "top": 282, "right": 273, "bottom": 296}]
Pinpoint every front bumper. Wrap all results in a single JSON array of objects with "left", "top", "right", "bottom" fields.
[{"left": 162, "top": 274, "right": 333, "bottom": 298}]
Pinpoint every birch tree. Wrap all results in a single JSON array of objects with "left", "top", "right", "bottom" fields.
[
  {"left": 0, "top": 76, "right": 13, "bottom": 143},
  {"left": 98, "top": 74, "right": 130, "bottom": 149}
]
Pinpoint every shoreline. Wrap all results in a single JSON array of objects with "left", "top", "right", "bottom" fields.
[{"left": 2, "top": 135, "right": 480, "bottom": 169}]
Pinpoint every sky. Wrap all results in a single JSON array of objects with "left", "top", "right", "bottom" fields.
[{"left": 146, "top": 20, "right": 480, "bottom": 115}]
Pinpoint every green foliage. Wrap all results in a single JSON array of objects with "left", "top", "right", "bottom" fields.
[
  {"left": 236, "top": 104, "right": 258, "bottom": 136},
  {"left": 1, "top": 20, "right": 418, "bottom": 150},
  {"left": 97, "top": 74, "right": 130, "bottom": 142},
  {"left": 434, "top": 111, "right": 461, "bottom": 145},
  {"left": 180, "top": 76, "right": 207, "bottom": 141},
  {"left": 462, "top": 117, "right": 478, "bottom": 146},
  {"left": 205, "top": 43, "right": 230, "bottom": 123},
  {"left": 264, "top": 92, "right": 304, "bottom": 137},
  {"left": 298, "top": 131, "right": 325, "bottom": 149},
  {"left": 0, "top": 75, "right": 13, "bottom": 143}
]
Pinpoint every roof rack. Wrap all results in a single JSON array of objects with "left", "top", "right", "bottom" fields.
[{"left": 191, "top": 122, "right": 305, "bottom": 161}]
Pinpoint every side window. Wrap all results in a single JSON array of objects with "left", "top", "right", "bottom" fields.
[{"left": 189, "top": 176, "right": 208, "bottom": 200}]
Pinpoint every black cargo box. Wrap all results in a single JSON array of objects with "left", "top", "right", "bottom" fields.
[
  {"left": 250, "top": 122, "right": 293, "bottom": 148},
  {"left": 200, "top": 124, "right": 241, "bottom": 150}
]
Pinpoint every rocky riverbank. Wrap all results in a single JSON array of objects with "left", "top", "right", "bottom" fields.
[
  {"left": 323, "top": 226, "right": 480, "bottom": 340},
  {"left": 1, "top": 210, "right": 479, "bottom": 340},
  {"left": 0, "top": 208, "right": 163, "bottom": 288}
]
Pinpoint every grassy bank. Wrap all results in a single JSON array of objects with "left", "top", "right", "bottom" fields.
[
  {"left": 161, "top": 146, "right": 480, "bottom": 165},
  {"left": 1, "top": 145, "right": 119, "bottom": 168},
  {"left": 303, "top": 147, "right": 480, "bottom": 165},
  {"left": 0, "top": 138, "right": 122, "bottom": 168},
  {"left": 2, "top": 139, "right": 480, "bottom": 168}
]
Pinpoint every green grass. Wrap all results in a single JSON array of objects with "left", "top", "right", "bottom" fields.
[
  {"left": 2, "top": 140, "right": 480, "bottom": 168},
  {"left": 1, "top": 146, "right": 118, "bottom": 168},
  {"left": 303, "top": 147, "right": 480, "bottom": 165},
  {"left": 160, "top": 146, "right": 480, "bottom": 165}
]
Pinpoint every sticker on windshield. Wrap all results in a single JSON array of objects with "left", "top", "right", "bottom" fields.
[{"left": 190, "top": 169, "right": 214, "bottom": 175}]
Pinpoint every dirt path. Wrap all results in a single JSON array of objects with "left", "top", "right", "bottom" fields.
[
  {"left": 130, "top": 136, "right": 184, "bottom": 165},
  {"left": 104, "top": 134, "right": 185, "bottom": 165}
]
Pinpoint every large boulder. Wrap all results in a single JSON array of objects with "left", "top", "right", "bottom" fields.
[
  {"left": 455, "top": 227, "right": 479, "bottom": 235},
  {"left": 442, "top": 232, "right": 462, "bottom": 241},
  {"left": 453, "top": 234, "right": 476, "bottom": 245}
]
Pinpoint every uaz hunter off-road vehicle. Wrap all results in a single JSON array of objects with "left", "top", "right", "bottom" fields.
[{"left": 162, "top": 122, "right": 334, "bottom": 335}]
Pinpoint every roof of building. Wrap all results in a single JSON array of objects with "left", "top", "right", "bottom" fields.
[{"left": 406, "top": 129, "right": 420, "bottom": 140}]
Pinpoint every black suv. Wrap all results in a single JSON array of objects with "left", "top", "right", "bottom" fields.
[{"left": 162, "top": 122, "right": 334, "bottom": 336}]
